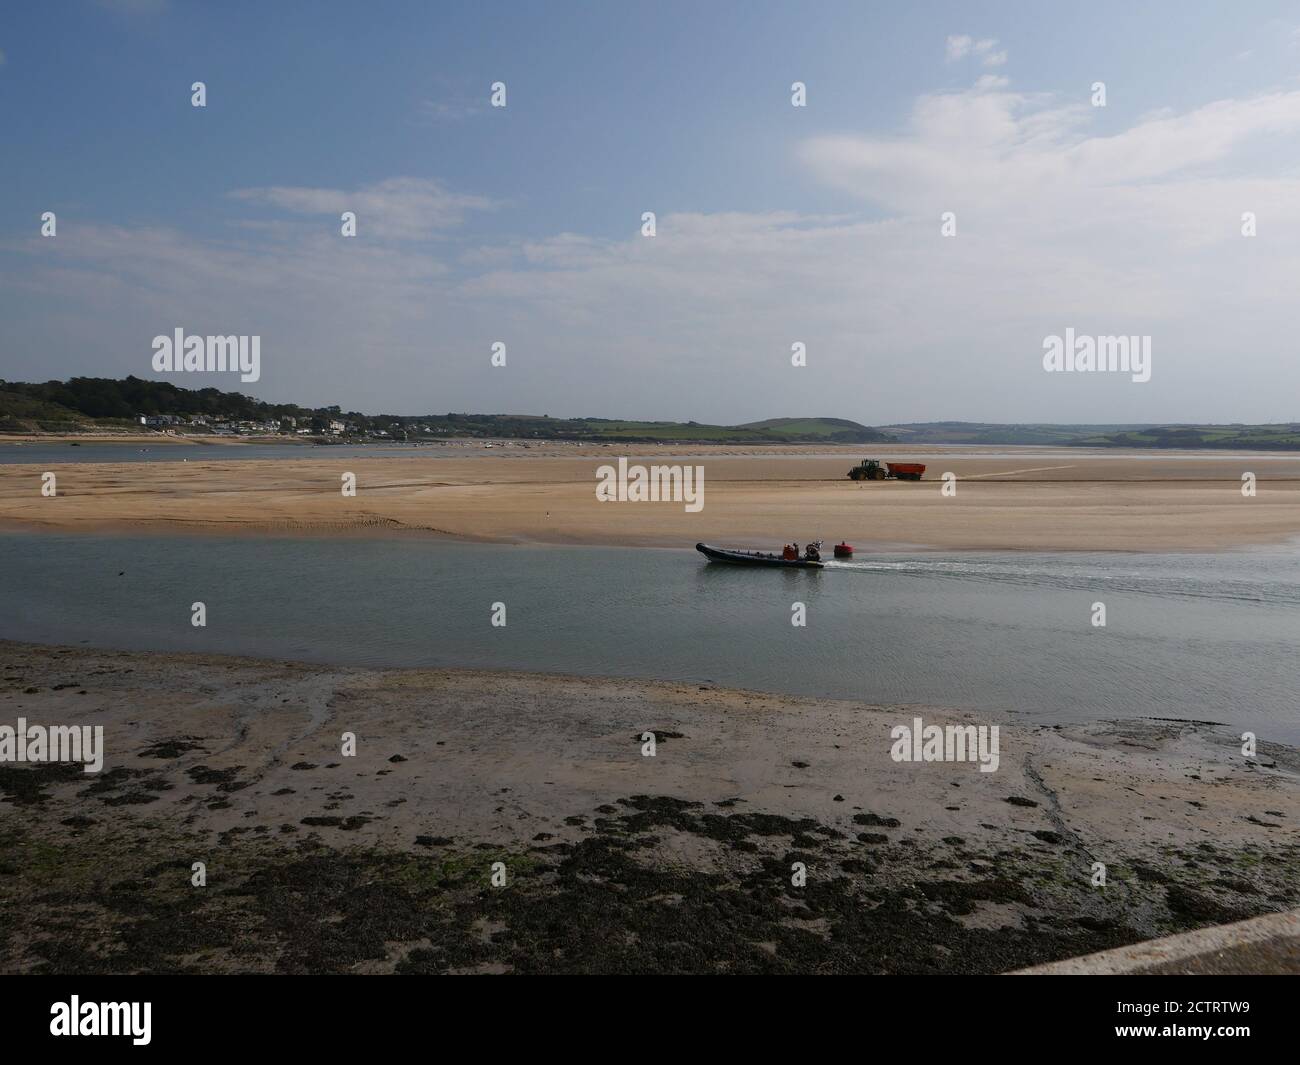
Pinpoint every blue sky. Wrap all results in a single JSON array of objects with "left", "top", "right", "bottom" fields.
[{"left": 5, "top": 0, "right": 1300, "bottom": 423}]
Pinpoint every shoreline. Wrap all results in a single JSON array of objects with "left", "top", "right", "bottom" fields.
[
  {"left": 10, "top": 431, "right": 1300, "bottom": 458},
  {"left": 0, "top": 518, "right": 1293, "bottom": 556},
  {"left": 2, "top": 640, "right": 1297, "bottom": 974}
]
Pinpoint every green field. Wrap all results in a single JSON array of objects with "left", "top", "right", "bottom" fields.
[
  {"left": 882, "top": 422, "right": 1300, "bottom": 450},
  {"left": 737, "top": 417, "right": 891, "bottom": 441},
  {"left": 881, "top": 422, "right": 1153, "bottom": 446},
  {"left": 1070, "top": 425, "right": 1300, "bottom": 450}
]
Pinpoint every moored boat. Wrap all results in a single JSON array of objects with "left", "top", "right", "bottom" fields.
[{"left": 696, "top": 543, "right": 824, "bottom": 569}]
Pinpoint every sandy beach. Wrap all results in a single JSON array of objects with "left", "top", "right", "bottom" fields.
[
  {"left": 1, "top": 640, "right": 1297, "bottom": 974},
  {"left": 4, "top": 444, "right": 1300, "bottom": 551}
]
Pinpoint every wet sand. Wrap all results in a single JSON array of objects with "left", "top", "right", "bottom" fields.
[
  {"left": 2, "top": 641, "right": 1296, "bottom": 974},
  {"left": 3, "top": 445, "right": 1300, "bottom": 551}
]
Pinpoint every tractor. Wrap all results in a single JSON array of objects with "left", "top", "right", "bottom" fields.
[
  {"left": 847, "top": 458, "right": 888, "bottom": 481},
  {"left": 847, "top": 458, "right": 926, "bottom": 482}
]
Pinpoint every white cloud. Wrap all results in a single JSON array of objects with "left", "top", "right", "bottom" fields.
[
  {"left": 801, "top": 87, "right": 1300, "bottom": 213},
  {"left": 945, "top": 35, "right": 973, "bottom": 61},
  {"left": 229, "top": 177, "right": 495, "bottom": 240},
  {"left": 947, "top": 35, "right": 1007, "bottom": 67},
  {"left": 418, "top": 97, "right": 483, "bottom": 122}
]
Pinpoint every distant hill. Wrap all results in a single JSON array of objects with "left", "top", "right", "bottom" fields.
[
  {"left": 1070, "top": 425, "right": 1300, "bottom": 450},
  {"left": 881, "top": 422, "right": 1156, "bottom": 446},
  {"left": 0, "top": 376, "right": 895, "bottom": 443},
  {"left": 542, "top": 417, "right": 893, "bottom": 443},
  {"left": 429, "top": 415, "right": 894, "bottom": 444},
  {"left": 737, "top": 417, "right": 893, "bottom": 443},
  {"left": 0, "top": 376, "right": 282, "bottom": 430},
  {"left": 882, "top": 422, "right": 1300, "bottom": 450},
  {"left": 0, "top": 388, "right": 85, "bottom": 426}
]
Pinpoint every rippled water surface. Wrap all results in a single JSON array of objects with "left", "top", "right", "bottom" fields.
[{"left": 3, "top": 534, "right": 1297, "bottom": 741}]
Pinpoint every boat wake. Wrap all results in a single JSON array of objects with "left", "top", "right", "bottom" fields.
[{"left": 823, "top": 554, "right": 1300, "bottom": 606}]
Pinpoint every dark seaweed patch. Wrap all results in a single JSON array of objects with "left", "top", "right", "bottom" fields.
[
  {"left": 0, "top": 763, "right": 85, "bottom": 806},
  {"left": 139, "top": 738, "right": 206, "bottom": 760},
  {"left": 186, "top": 765, "right": 248, "bottom": 793}
]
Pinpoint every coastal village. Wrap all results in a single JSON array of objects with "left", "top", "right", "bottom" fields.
[{"left": 137, "top": 412, "right": 456, "bottom": 440}]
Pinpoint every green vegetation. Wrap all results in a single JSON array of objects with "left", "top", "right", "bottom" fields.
[
  {"left": 881, "top": 422, "right": 1155, "bottom": 446},
  {"left": 1070, "top": 425, "right": 1300, "bottom": 450},
  {"left": 0, "top": 376, "right": 313, "bottom": 428},
  {"left": 883, "top": 422, "right": 1300, "bottom": 451},
  {"left": 0, "top": 377, "right": 894, "bottom": 443},
  {"left": 558, "top": 416, "right": 893, "bottom": 443},
  {"left": 0, "top": 388, "right": 86, "bottom": 430},
  {"left": 737, "top": 417, "right": 891, "bottom": 442}
]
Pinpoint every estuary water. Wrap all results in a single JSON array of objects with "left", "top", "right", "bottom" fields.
[{"left": 2, "top": 533, "right": 1298, "bottom": 742}]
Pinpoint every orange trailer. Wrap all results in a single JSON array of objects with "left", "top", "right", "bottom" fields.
[{"left": 885, "top": 462, "right": 926, "bottom": 481}]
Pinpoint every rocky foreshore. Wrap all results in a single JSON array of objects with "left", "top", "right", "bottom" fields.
[{"left": 1, "top": 641, "right": 1297, "bottom": 974}]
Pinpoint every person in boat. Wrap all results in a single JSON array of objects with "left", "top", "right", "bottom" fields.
[
  {"left": 783, "top": 543, "right": 797, "bottom": 560},
  {"left": 804, "top": 542, "right": 820, "bottom": 561}
]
